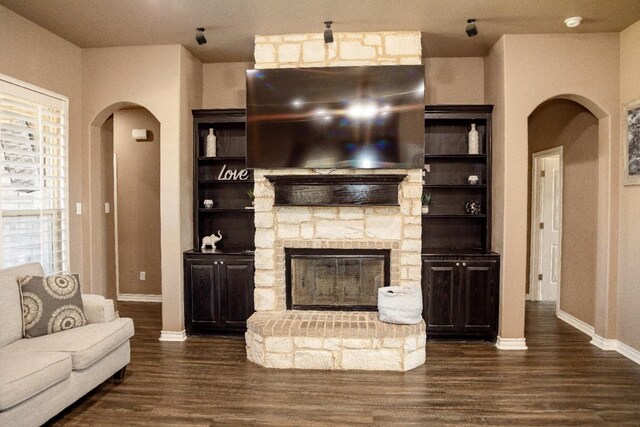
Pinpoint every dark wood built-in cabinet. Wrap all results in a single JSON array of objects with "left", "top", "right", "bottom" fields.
[
  {"left": 184, "top": 252, "right": 254, "bottom": 334},
  {"left": 421, "top": 106, "right": 500, "bottom": 341},
  {"left": 184, "top": 107, "right": 500, "bottom": 340},
  {"left": 184, "top": 109, "right": 255, "bottom": 335},
  {"left": 422, "top": 254, "right": 499, "bottom": 339}
]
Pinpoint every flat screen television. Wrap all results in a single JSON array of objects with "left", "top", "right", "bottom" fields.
[{"left": 246, "top": 65, "right": 425, "bottom": 169}]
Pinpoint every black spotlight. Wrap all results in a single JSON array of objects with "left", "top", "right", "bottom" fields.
[
  {"left": 324, "top": 21, "right": 333, "bottom": 43},
  {"left": 465, "top": 19, "right": 478, "bottom": 37},
  {"left": 196, "top": 27, "right": 207, "bottom": 45}
]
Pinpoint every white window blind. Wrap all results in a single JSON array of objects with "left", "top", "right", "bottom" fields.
[{"left": 0, "top": 75, "right": 69, "bottom": 274}]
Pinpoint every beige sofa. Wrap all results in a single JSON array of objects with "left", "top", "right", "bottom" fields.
[{"left": 0, "top": 263, "right": 134, "bottom": 427}]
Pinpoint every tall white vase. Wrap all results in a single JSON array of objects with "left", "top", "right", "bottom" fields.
[
  {"left": 206, "top": 128, "right": 217, "bottom": 157},
  {"left": 468, "top": 123, "right": 479, "bottom": 155}
]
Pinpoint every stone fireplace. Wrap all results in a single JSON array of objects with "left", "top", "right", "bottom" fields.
[{"left": 245, "top": 31, "right": 426, "bottom": 371}]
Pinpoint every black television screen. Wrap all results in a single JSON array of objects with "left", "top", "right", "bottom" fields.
[{"left": 246, "top": 65, "right": 425, "bottom": 169}]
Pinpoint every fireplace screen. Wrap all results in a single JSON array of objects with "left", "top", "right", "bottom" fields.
[{"left": 286, "top": 249, "right": 390, "bottom": 310}]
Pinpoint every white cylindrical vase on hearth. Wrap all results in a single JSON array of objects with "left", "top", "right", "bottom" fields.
[{"left": 377, "top": 286, "right": 423, "bottom": 325}]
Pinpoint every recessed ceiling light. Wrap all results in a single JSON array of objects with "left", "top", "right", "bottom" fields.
[{"left": 564, "top": 16, "right": 582, "bottom": 28}]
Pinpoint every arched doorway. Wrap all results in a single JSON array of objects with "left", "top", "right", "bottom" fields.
[
  {"left": 525, "top": 98, "right": 599, "bottom": 340},
  {"left": 90, "top": 103, "right": 162, "bottom": 314}
]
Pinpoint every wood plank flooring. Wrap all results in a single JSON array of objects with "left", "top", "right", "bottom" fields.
[{"left": 48, "top": 302, "right": 640, "bottom": 426}]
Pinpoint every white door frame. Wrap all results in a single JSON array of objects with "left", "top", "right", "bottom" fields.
[
  {"left": 528, "top": 146, "right": 563, "bottom": 314},
  {"left": 113, "top": 153, "right": 121, "bottom": 300}
]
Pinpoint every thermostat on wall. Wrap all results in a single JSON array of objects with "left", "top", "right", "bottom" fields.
[{"left": 132, "top": 129, "right": 148, "bottom": 140}]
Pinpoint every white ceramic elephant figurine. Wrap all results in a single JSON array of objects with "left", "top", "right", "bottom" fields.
[{"left": 201, "top": 230, "right": 222, "bottom": 250}]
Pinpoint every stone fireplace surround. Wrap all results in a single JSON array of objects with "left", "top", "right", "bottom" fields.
[{"left": 245, "top": 31, "right": 426, "bottom": 371}]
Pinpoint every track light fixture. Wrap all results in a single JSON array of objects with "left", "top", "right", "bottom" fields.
[
  {"left": 196, "top": 27, "right": 207, "bottom": 45},
  {"left": 324, "top": 21, "right": 334, "bottom": 44},
  {"left": 465, "top": 19, "right": 478, "bottom": 38}
]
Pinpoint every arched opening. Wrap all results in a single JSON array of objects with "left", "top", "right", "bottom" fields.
[
  {"left": 90, "top": 103, "right": 162, "bottom": 317},
  {"left": 525, "top": 98, "right": 599, "bottom": 341}
]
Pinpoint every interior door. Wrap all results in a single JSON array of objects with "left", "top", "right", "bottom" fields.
[{"left": 539, "top": 155, "right": 561, "bottom": 301}]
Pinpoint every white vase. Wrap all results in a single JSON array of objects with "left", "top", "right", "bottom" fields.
[
  {"left": 206, "top": 128, "right": 217, "bottom": 157},
  {"left": 468, "top": 123, "right": 479, "bottom": 155}
]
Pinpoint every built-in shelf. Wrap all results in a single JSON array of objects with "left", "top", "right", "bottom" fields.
[
  {"left": 198, "top": 156, "right": 246, "bottom": 161},
  {"left": 198, "top": 208, "right": 254, "bottom": 213},
  {"left": 424, "top": 154, "right": 486, "bottom": 160},
  {"left": 423, "top": 184, "right": 486, "bottom": 189},
  {"left": 422, "top": 214, "right": 486, "bottom": 218},
  {"left": 198, "top": 179, "right": 254, "bottom": 184}
]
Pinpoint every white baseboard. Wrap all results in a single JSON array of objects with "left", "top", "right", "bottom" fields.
[
  {"left": 591, "top": 333, "right": 618, "bottom": 351},
  {"left": 496, "top": 337, "right": 528, "bottom": 350},
  {"left": 159, "top": 330, "right": 187, "bottom": 342},
  {"left": 118, "top": 293, "right": 162, "bottom": 303},
  {"left": 557, "top": 310, "right": 595, "bottom": 337},
  {"left": 615, "top": 340, "right": 640, "bottom": 365}
]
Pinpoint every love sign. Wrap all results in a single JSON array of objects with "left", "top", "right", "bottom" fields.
[{"left": 217, "top": 164, "right": 250, "bottom": 181}]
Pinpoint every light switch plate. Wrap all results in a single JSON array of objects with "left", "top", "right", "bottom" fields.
[
  {"left": 76, "top": 203, "right": 82, "bottom": 215},
  {"left": 105, "top": 202, "right": 110, "bottom": 214},
  {"left": 139, "top": 271, "right": 146, "bottom": 280}
]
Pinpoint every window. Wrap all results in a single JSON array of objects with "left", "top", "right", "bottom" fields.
[{"left": 0, "top": 75, "right": 69, "bottom": 274}]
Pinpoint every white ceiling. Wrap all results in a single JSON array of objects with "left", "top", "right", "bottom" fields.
[{"left": 2, "top": 0, "right": 639, "bottom": 63}]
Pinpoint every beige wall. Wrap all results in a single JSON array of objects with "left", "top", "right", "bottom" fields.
[
  {"left": 527, "top": 100, "right": 599, "bottom": 326},
  {"left": 203, "top": 62, "right": 253, "bottom": 108},
  {"left": 618, "top": 20, "right": 640, "bottom": 351},
  {"left": 113, "top": 108, "right": 162, "bottom": 296},
  {"left": 486, "top": 33, "right": 620, "bottom": 341},
  {"left": 82, "top": 45, "right": 202, "bottom": 334},
  {"left": 425, "top": 57, "right": 484, "bottom": 104},
  {"left": 99, "top": 116, "right": 116, "bottom": 301},
  {"left": 201, "top": 58, "right": 485, "bottom": 108},
  {"left": 0, "top": 6, "right": 86, "bottom": 281}
]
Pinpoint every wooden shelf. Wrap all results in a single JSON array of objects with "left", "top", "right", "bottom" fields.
[
  {"left": 198, "top": 179, "right": 254, "bottom": 184},
  {"left": 265, "top": 174, "right": 406, "bottom": 207},
  {"left": 423, "top": 184, "right": 486, "bottom": 189},
  {"left": 193, "top": 109, "right": 255, "bottom": 251},
  {"left": 422, "top": 214, "right": 486, "bottom": 218},
  {"left": 198, "top": 208, "right": 254, "bottom": 213},
  {"left": 198, "top": 156, "right": 246, "bottom": 161},
  {"left": 424, "top": 154, "right": 486, "bottom": 160}
]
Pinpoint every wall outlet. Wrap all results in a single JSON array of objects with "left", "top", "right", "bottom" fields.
[
  {"left": 104, "top": 202, "right": 110, "bottom": 214},
  {"left": 139, "top": 271, "right": 146, "bottom": 280},
  {"left": 76, "top": 203, "right": 82, "bottom": 215}
]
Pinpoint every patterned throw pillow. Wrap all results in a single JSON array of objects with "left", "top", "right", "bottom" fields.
[{"left": 18, "top": 274, "right": 87, "bottom": 338}]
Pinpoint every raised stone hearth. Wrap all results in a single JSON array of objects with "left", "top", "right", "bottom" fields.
[
  {"left": 246, "top": 311, "right": 426, "bottom": 371},
  {"left": 246, "top": 30, "right": 426, "bottom": 371}
]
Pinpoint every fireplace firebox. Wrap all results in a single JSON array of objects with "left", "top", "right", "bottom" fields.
[{"left": 285, "top": 248, "right": 390, "bottom": 310}]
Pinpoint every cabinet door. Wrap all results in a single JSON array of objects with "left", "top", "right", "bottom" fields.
[
  {"left": 188, "top": 261, "right": 221, "bottom": 327},
  {"left": 219, "top": 258, "right": 255, "bottom": 329},
  {"left": 460, "top": 260, "right": 497, "bottom": 333},
  {"left": 422, "top": 259, "right": 459, "bottom": 332}
]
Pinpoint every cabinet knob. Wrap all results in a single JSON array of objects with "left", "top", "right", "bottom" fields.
[
  {"left": 463, "top": 262, "right": 467, "bottom": 266},
  {"left": 456, "top": 262, "right": 460, "bottom": 266},
  {"left": 213, "top": 261, "right": 218, "bottom": 265},
  {"left": 220, "top": 261, "right": 224, "bottom": 265}
]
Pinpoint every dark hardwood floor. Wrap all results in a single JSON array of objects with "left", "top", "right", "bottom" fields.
[{"left": 48, "top": 302, "right": 640, "bottom": 426}]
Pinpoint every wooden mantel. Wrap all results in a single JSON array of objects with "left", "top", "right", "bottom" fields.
[{"left": 264, "top": 174, "right": 407, "bottom": 207}]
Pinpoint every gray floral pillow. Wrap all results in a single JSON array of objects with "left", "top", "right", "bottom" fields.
[{"left": 18, "top": 274, "right": 87, "bottom": 338}]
